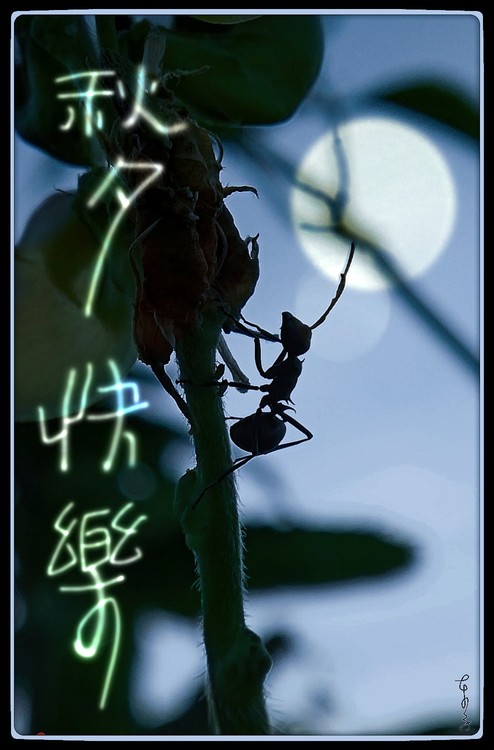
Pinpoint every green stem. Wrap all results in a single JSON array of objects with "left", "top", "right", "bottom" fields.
[
  {"left": 175, "top": 310, "right": 271, "bottom": 735},
  {"left": 95, "top": 15, "right": 119, "bottom": 53}
]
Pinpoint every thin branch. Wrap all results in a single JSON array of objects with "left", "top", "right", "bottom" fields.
[{"left": 235, "top": 133, "right": 479, "bottom": 378}]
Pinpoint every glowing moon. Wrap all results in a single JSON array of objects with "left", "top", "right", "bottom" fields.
[{"left": 291, "top": 117, "right": 457, "bottom": 291}]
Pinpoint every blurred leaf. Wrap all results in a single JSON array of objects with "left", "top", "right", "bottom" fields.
[
  {"left": 29, "top": 15, "right": 98, "bottom": 74},
  {"left": 151, "top": 628, "right": 296, "bottom": 734},
  {"left": 117, "top": 18, "right": 153, "bottom": 66},
  {"left": 14, "top": 16, "right": 106, "bottom": 165},
  {"left": 14, "top": 410, "right": 184, "bottom": 541},
  {"left": 14, "top": 190, "right": 136, "bottom": 422},
  {"left": 14, "top": 411, "right": 189, "bottom": 734},
  {"left": 15, "top": 410, "right": 416, "bottom": 615},
  {"left": 15, "top": 408, "right": 415, "bottom": 734},
  {"left": 245, "top": 525, "right": 415, "bottom": 588},
  {"left": 163, "top": 15, "right": 324, "bottom": 126},
  {"left": 374, "top": 79, "right": 480, "bottom": 140}
]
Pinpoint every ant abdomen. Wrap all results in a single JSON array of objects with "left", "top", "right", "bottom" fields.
[{"left": 230, "top": 412, "right": 286, "bottom": 454}]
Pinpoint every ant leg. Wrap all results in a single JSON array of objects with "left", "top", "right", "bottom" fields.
[
  {"left": 222, "top": 382, "right": 262, "bottom": 392},
  {"left": 178, "top": 378, "right": 261, "bottom": 392},
  {"left": 253, "top": 337, "right": 269, "bottom": 378},
  {"left": 178, "top": 376, "right": 262, "bottom": 399},
  {"left": 239, "top": 313, "right": 280, "bottom": 343},
  {"left": 279, "top": 410, "right": 313, "bottom": 442},
  {"left": 254, "top": 336, "right": 289, "bottom": 378},
  {"left": 243, "top": 411, "right": 312, "bottom": 462},
  {"left": 230, "top": 316, "right": 280, "bottom": 343},
  {"left": 192, "top": 407, "right": 264, "bottom": 507},
  {"left": 217, "top": 333, "right": 250, "bottom": 392},
  {"left": 259, "top": 434, "right": 312, "bottom": 457},
  {"left": 244, "top": 406, "right": 264, "bottom": 455},
  {"left": 192, "top": 453, "right": 257, "bottom": 508},
  {"left": 152, "top": 364, "right": 197, "bottom": 431},
  {"left": 220, "top": 306, "right": 280, "bottom": 343},
  {"left": 254, "top": 337, "right": 290, "bottom": 378},
  {"left": 193, "top": 411, "right": 311, "bottom": 508},
  {"left": 310, "top": 241, "right": 355, "bottom": 330}
]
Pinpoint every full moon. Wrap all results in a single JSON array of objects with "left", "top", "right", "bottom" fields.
[{"left": 291, "top": 116, "right": 457, "bottom": 291}]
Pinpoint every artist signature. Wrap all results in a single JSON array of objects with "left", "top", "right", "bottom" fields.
[{"left": 455, "top": 674, "right": 471, "bottom": 733}]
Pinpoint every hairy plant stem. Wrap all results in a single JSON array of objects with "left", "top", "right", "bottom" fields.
[{"left": 175, "top": 310, "right": 271, "bottom": 735}]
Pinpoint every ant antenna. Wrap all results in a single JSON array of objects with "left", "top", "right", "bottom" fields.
[{"left": 310, "top": 242, "right": 355, "bottom": 331}]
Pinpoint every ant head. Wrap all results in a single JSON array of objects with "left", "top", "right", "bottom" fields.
[{"left": 280, "top": 312, "right": 312, "bottom": 356}]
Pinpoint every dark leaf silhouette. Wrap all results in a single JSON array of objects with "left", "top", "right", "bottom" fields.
[
  {"left": 124, "top": 16, "right": 325, "bottom": 127},
  {"left": 245, "top": 525, "right": 415, "bottom": 589},
  {"left": 14, "top": 15, "right": 101, "bottom": 166},
  {"left": 14, "top": 407, "right": 415, "bottom": 734},
  {"left": 374, "top": 79, "right": 479, "bottom": 140}
]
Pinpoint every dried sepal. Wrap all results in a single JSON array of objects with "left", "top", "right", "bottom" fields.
[{"left": 128, "top": 101, "right": 260, "bottom": 369}]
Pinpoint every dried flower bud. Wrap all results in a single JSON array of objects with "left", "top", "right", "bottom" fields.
[{"left": 131, "top": 111, "right": 260, "bottom": 368}]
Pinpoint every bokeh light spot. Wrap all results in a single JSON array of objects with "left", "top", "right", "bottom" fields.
[
  {"left": 295, "top": 276, "right": 391, "bottom": 362},
  {"left": 117, "top": 463, "right": 157, "bottom": 501},
  {"left": 291, "top": 116, "right": 456, "bottom": 291}
]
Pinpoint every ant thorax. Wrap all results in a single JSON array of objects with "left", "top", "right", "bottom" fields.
[{"left": 261, "top": 355, "right": 303, "bottom": 406}]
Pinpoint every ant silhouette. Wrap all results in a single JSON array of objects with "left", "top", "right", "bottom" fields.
[{"left": 187, "top": 242, "right": 355, "bottom": 507}]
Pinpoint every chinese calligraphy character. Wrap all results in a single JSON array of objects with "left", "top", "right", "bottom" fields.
[
  {"left": 121, "top": 65, "right": 187, "bottom": 137},
  {"left": 55, "top": 65, "right": 187, "bottom": 317},
  {"left": 38, "top": 359, "right": 149, "bottom": 472},
  {"left": 84, "top": 158, "right": 164, "bottom": 317},
  {"left": 54, "top": 65, "right": 188, "bottom": 317},
  {"left": 55, "top": 70, "right": 117, "bottom": 137},
  {"left": 87, "top": 359, "right": 150, "bottom": 472},
  {"left": 55, "top": 65, "right": 188, "bottom": 139},
  {"left": 47, "top": 500, "right": 148, "bottom": 710}
]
